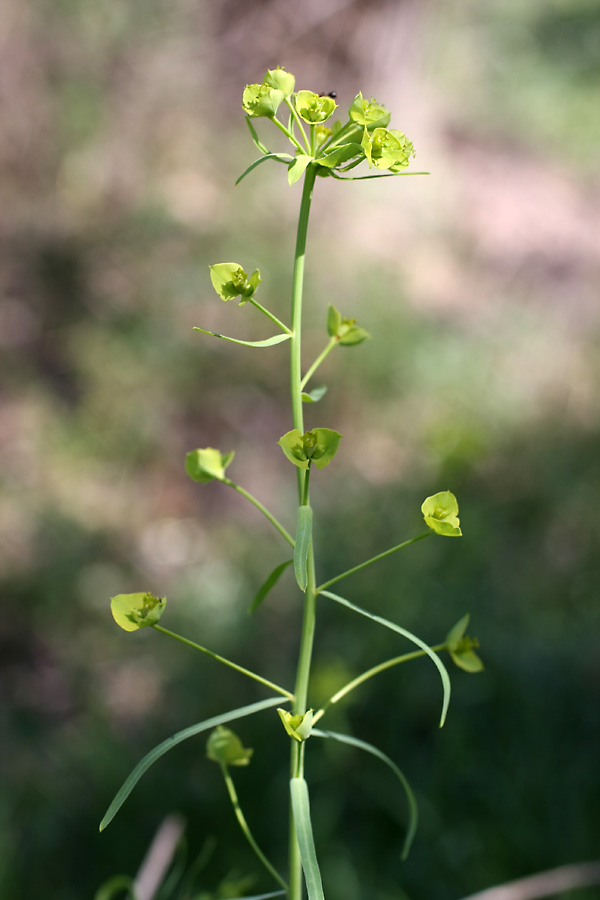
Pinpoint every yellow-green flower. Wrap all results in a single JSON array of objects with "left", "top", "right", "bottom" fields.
[
  {"left": 278, "top": 708, "right": 314, "bottom": 742},
  {"left": 295, "top": 90, "right": 337, "bottom": 124},
  {"left": 421, "top": 491, "right": 462, "bottom": 536},
  {"left": 242, "top": 82, "right": 284, "bottom": 118},
  {"left": 361, "top": 127, "right": 414, "bottom": 170}
]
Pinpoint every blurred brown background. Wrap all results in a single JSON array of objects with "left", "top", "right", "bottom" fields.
[{"left": 1, "top": 1, "right": 599, "bottom": 898}]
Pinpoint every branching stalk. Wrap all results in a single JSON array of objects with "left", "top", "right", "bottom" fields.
[
  {"left": 285, "top": 98, "right": 309, "bottom": 151},
  {"left": 316, "top": 532, "right": 431, "bottom": 593},
  {"left": 152, "top": 626, "right": 294, "bottom": 700},
  {"left": 300, "top": 337, "right": 337, "bottom": 390},
  {"left": 272, "top": 116, "right": 306, "bottom": 154},
  {"left": 222, "top": 479, "right": 295, "bottom": 547},
  {"left": 220, "top": 764, "right": 288, "bottom": 892},
  {"left": 248, "top": 297, "right": 292, "bottom": 334},
  {"left": 312, "top": 644, "right": 446, "bottom": 724}
]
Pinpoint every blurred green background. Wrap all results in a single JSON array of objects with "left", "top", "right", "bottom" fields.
[{"left": 1, "top": 1, "right": 599, "bottom": 898}]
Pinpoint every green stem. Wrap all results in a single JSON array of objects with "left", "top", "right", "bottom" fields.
[
  {"left": 300, "top": 337, "right": 337, "bottom": 390},
  {"left": 290, "top": 165, "right": 317, "bottom": 498},
  {"left": 288, "top": 742, "right": 303, "bottom": 900},
  {"left": 288, "top": 164, "right": 318, "bottom": 900},
  {"left": 220, "top": 764, "right": 288, "bottom": 891},
  {"left": 152, "top": 626, "right": 294, "bottom": 700},
  {"left": 310, "top": 124, "right": 316, "bottom": 156},
  {"left": 222, "top": 479, "right": 295, "bottom": 548},
  {"left": 285, "top": 98, "right": 309, "bottom": 152},
  {"left": 316, "top": 532, "right": 432, "bottom": 593},
  {"left": 248, "top": 297, "right": 292, "bottom": 335},
  {"left": 302, "top": 464, "right": 311, "bottom": 506},
  {"left": 312, "top": 644, "right": 446, "bottom": 724},
  {"left": 272, "top": 115, "right": 306, "bottom": 154},
  {"left": 320, "top": 120, "right": 356, "bottom": 152}
]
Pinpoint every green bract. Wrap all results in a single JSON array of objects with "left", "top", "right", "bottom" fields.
[
  {"left": 242, "top": 82, "right": 284, "bottom": 118},
  {"left": 206, "top": 726, "right": 254, "bottom": 766},
  {"left": 209, "top": 263, "right": 261, "bottom": 304},
  {"left": 288, "top": 154, "right": 314, "bottom": 186},
  {"left": 186, "top": 447, "right": 235, "bottom": 484},
  {"left": 421, "top": 491, "right": 462, "bottom": 537},
  {"left": 361, "top": 127, "right": 414, "bottom": 170},
  {"left": 315, "top": 143, "right": 363, "bottom": 170},
  {"left": 295, "top": 90, "right": 337, "bottom": 124},
  {"left": 110, "top": 592, "right": 166, "bottom": 632},
  {"left": 445, "top": 615, "right": 484, "bottom": 673},
  {"left": 349, "top": 92, "right": 391, "bottom": 128},
  {"left": 263, "top": 66, "right": 295, "bottom": 98},
  {"left": 278, "top": 428, "right": 342, "bottom": 470},
  {"left": 278, "top": 708, "right": 314, "bottom": 743},
  {"left": 327, "top": 304, "right": 371, "bottom": 346}
]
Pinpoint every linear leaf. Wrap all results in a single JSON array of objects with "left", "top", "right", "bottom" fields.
[
  {"left": 330, "top": 170, "right": 429, "bottom": 180},
  {"left": 193, "top": 327, "right": 291, "bottom": 348},
  {"left": 99, "top": 697, "right": 287, "bottom": 832},
  {"left": 315, "top": 142, "right": 363, "bottom": 168},
  {"left": 313, "top": 729, "right": 418, "bottom": 860},
  {"left": 320, "top": 590, "right": 451, "bottom": 727},
  {"left": 236, "top": 153, "right": 293, "bottom": 186},
  {"left": 245, "top": 116, "right": 269, "bottom": 154},
  {"left": 249, "top": 559, "right": 293, "bottom": 613},
  {"left": 294, "top": 506, "right": 313, "bottom": 591},
  {"left": 290, "top": 777, "right": 325, "bottom": 900}
]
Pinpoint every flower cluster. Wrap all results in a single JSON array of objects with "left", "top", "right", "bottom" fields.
[{"left": 240, "top": 67, "right": 415, "bottom": 185}]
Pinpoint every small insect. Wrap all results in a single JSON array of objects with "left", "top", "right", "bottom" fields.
[{"left": 318, "top": 91, "right": 337, "bottom": 99}]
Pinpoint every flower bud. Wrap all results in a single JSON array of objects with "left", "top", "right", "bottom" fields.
[
  {"left": 263, "top": 66, "right": 295, "bottom": 98},
  {"left": 445, "top": 615, "right": 484, "bottom": 673},
  {"left": 206, "top": 726, "right": 253, "bottom": 766},
  {"left": 185, "top": 447, "right": 235, "bottom": 484}
]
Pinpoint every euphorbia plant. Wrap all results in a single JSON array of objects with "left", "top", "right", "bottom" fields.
[{"left": 100, "top": 66, "right": 483, "bottom": 900}]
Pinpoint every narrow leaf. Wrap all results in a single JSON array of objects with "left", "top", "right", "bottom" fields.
[
  {"left": 99, "top": 697, "right": 287, "bottom": 832},
  {"left": 316, "top": 142, "right": 363, "bottom": 168},
  {"left": 193, "top": 327, "right": 291, "bottom": 348},
  {"left": 294, "top": 506, "right": 313, "bottom": 591},
  {"left": 290, "top": 778, "right": 325, "bottom": 900},
  {"left": 312, "top": 729, "right": 418, "bottom": 860},
  {"left": 249, "top": 560, "right": 293, "bottom": 614},
  {"left": 236, "top": 153, "right": 293, "bottom": 186},
  {"left": 245, "top": 116, "right": 269, "bottom": 154},
  {"left": 320, "top": 591, "right": 451, "bottom": 727},
  {"left": 330, "top": 171, "right": 429, "bottom": 181}
]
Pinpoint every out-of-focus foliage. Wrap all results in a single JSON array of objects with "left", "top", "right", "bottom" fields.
[{"left": 1, "top": 1, "right": 599, "bottom": 899}]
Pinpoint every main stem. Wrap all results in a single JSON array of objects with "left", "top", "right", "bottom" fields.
[{"left": 288, "top": 164, "right": 317, "bottom": 900}]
